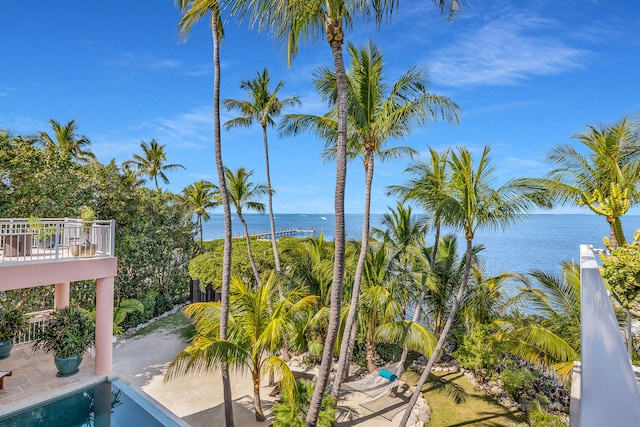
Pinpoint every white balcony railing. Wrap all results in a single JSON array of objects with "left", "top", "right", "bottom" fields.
[
  {"left": 570, "top": 244, "right": 640, "bottom": 427},
  {"left": 0, "top": 218, "right": 115, "bottom": 265}
]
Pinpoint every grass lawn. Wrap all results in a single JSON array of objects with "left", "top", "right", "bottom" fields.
[
  {"left": 132, "top": 310, "right": 195, "bottom": 340},
  {"left": 403, "top": 370, "right": 527, "bottom": 427}
]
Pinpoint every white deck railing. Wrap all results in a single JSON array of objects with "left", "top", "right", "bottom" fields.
[
  {"left": 0, "top": 218, "right": 115, "bottom": 265},
  {"left": 14, "top": 310, "right": 53, "bottom": 345},
  {"left": 570, "top": 244, "right": 640, "bottom": 426}
]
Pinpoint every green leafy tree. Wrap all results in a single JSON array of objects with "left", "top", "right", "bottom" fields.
[
  {"left": 123, "top": 139, "right": 185, "bottom": 191},
  {"left": 224, "top": 69, "right": 300, "bottom": 273}
]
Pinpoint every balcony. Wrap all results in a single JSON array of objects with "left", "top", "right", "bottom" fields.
[
  {"left": 570, "top": 244, "right": 640, "bottom": 426},
  {"left": 0, "top": 218, "right": 118, "bottom": 378},
  {"left": 0, "top": 218, "right": 115, "bottom": 264}
]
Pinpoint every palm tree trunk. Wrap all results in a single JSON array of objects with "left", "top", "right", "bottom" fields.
[
  {"left": 332, "top": 151, "right": 374, "bottom": 396},
  {"left": 211, "top": 10, "right": 234, "bottom": 427},
  {"left": 399, "top": 237, "right": 473, "bottom": 427},
  {"left": 252, "top": 360, "right": 266, "bottom": 422},
  {"left": 341, "top": 321, "right": 358, "bottom": 381},
  {"left": 398, "top": 222, "right": 441, "bottom": 372},
  {"left": 366, "top": 319, "right": 377, "bottom": 373},
  {"left": 263, "top": 125, "right": 281, "bottom": 273},
  {"left": 306, "top": 30, "right": 348, "bottom": 427},
  {"left": 198, "top": 215, "right": 204, "bottom": 250},
  {"left": 239, "top": 213, "right": 262, "bottom": 287},
  {"left": 263, "top": 125, "right": 290, "bottom": 360}
]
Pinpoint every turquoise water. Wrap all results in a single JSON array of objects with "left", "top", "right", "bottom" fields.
[
  {"left": 202, "top": 213, "right": 640, "bottom": 276},
  {"left": 0, "top": 379, "right": 182, "bottom": 427}
]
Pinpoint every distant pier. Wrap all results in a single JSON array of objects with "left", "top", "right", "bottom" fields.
[{"left": 234, "top": 228, "right": 316, "bottom": 239}]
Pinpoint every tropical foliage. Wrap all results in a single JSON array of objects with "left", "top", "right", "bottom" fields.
[{"left": 167, "top": 271, "right": 317, "bottom": 421}]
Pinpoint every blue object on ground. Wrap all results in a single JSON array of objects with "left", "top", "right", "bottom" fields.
[{"left": 378, "top": 369, "right": 397, "bottom": 381}]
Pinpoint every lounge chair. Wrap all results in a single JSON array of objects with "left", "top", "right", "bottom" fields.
[
  {"left": 0, "top": 371, "right": 12, "bottom": 389},
  {"left": 341, "top": 362, "right": 405, "bottom": 398}
]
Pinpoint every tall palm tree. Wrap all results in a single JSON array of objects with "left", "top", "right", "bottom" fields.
[
  {"left": 123, "top": 139, "right": 185, "bottom": 191},
  {"left": 234, "top": 2, "right": 462, "bottom": 423},
  {"left": 399, "top": 146, "right": 549, "bottom": 427},
  {"left": 38, "top": 119, "right": 96, "bottom": 163},
  {"left": 174, "top": 1, "right": 234, "bottom": 423},
  {"left": 282, "top": 41, "right": 459, "bottom": 395},
  {"left": 225, "top": 167, "right": 268, "bottom": 286},
  {"left": 167, "top": 271, "right": 316, "bottom": 421},
  {"left": 224, "top": 69, "right": 301, "bottom": 273},
  {"left": 372, "top": 203, "right": 429, "bottom": 373},
  {"left": 182, "top": 180, "right": 220, "bottom": 249},
  {"left": 536, "top": 116, "right": 640, "bottom": 248}
]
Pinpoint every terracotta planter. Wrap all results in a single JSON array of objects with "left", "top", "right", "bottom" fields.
[{"left": 70, "top": 244, "right": 97, "bottom": 257}]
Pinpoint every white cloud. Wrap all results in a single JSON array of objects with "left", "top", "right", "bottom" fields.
[
  {"left": 135, "top": 105, "right": 213, "bottom": 145},
  {"left": 107, "top": 53, "right": 183, "bottom": 71},
  {"left": 428, "top": 14, "right": 590, "bottom": 87}
]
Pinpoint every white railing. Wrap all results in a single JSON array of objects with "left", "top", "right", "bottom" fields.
[
  {"left": 570, "top": 245, "right": 640, "bottom": 426},
  {"left": 0, "top": 218, "right": 115, "bottom": 264},
  {"left": 14, "top": 310, "right": 53, "bottom": 345}
]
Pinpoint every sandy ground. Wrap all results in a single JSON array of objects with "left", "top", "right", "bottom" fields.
[{"left": 111, "top": 322, "right": 410, "bottom": 426}]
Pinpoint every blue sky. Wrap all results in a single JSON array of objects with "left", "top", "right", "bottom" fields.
[{"left": 1, "top": 1, "right": 639, "bottom": 214}]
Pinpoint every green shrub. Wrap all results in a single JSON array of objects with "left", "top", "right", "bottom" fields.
[
  {"left": 500, "top": 367, "right": 536, "bottom": 401},
  {"left": 154, "top": 294, "right": 173, "bottom": 316},
  {"left": 120, "top": 294, "right": 156, "bottom": 330},
  {"left": 454, "top": 325, "right": 502, "bottom": 379},
  {"left": 272, "top": 379, "right": 336, "bottom": 427},
  {"left": 527, "top": 401, "right": 568, "bottom": 427}
]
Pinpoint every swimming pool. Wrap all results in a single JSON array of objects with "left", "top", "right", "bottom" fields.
[{"left": 0, "top": 378, "right": 187, "bottom": 426}]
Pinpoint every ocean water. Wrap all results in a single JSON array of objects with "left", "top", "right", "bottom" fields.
[{"left": 202, "top": 213, "right": 640, "bottom": 277}]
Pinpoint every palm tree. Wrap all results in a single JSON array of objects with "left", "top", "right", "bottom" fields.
[
  {"left": 284, "top": 234, "right": 335, "bottom": 357},
  {"left": 38, "top": 119, "right": 96, "bottom": 163},
  {"left": 123, "top": 139, "right": 185, "bottom": 191},
  {"left": 371, "top": 203, "right": 429, "bottom": 373},
  {"left": 225, "top": 167, "right": 268, "bottom": 286},
  {"left": 182, "top": 180, "right": 220, "bottom": 249},
  {"left": 174, "top": 1, "right": 234, "bottom": 423},
  {"left": 493, "top": 261, "right": 581, "bottom": 381},
  {"left": 282, "top": 41, "right": 459, "bottom": 395},
  {"left": 224, "top": 69, "right": 301, "bottom": 273},
  {"left": 399, "top": 146, "right": 549, "bottom": 427},
  {"left": 386, "top": 148, "right": 451, "bottom": 373},
  {"left": 167, "top": 271, "right": 317, "bottom": 421},
  {"left": 234, "top": 2, "right": 462, "bottom": 423},
  {"left": 536, "top": 116, "right": 640, "bottom": 248}
]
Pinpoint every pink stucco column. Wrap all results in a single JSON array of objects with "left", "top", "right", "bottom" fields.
[
  {"left": 53, "top": 282, "right": 70, "bottom": 309},
  {"left": 94, "top": 276, "right": 114, "bottom": 376}
]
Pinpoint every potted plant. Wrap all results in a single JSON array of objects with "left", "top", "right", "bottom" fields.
[
  {"left": 70, "top": 206, "right": 97, "bottom": 256},
  {"left": 0, "top": 307, "right": 27, "bottom": 359},
  {"left": 28, "top": 216, "right": 58, "bottom": 249},
  {"left": 32, "top": 305, "right": 95, "bottom": 377}
]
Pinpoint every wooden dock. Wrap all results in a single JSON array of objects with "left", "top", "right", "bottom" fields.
[{"left": 234, "top": 228, "right": 315, "bottom": 239}]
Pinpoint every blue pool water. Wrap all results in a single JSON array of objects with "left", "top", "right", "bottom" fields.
[{"left": 0, "top": 378, "right": 184, "bottom": 427}]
